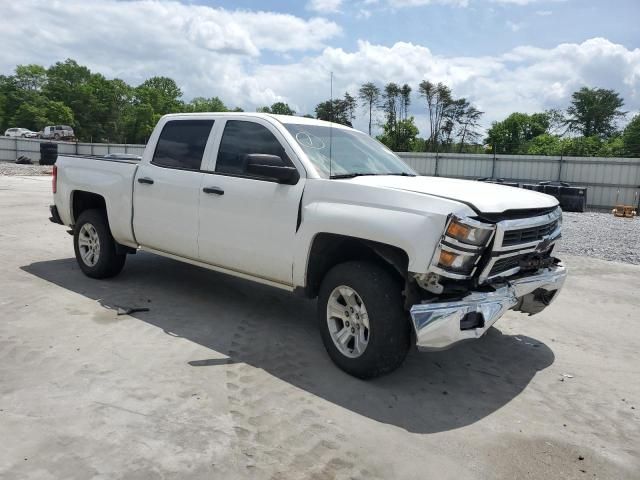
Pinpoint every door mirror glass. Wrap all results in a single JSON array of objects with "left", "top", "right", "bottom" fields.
[{"left": 245, "top": 154, "right": 299, "bottom": 184}]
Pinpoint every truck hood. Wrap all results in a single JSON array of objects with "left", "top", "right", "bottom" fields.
[{"left": 345, "top": 175, "right": 558, "bottom": 213}]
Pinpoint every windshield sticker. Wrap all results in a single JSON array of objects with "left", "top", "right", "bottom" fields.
[{"left": 296, "top": 131, "right": 325, "bottom": 150}]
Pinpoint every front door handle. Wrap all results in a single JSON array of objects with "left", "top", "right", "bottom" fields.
[
  {"left": 203, "top": 186, "right": 224, "bottom": 195},
  {"left": 138, "top": 177, "right": 154, "bottom": 185}
]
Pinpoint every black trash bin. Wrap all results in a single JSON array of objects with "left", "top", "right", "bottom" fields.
[
  {"left": 39, "top": 142, "right": 58, "bottom": 165},
  {"left": 537, "top": 181, "right": 587, "bottom": 212}
]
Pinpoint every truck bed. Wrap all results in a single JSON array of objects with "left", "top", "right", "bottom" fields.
[{"left": 54, "top": 154, "right": 140, "bottom": 247}]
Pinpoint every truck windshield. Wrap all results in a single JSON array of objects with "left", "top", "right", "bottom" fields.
[{"left": 283, "top": 124, "right": 415, "bottom": 179}]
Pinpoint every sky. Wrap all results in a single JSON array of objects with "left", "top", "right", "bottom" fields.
[{"left": 2, "top": 0, "right": 639, "bottom": 135}]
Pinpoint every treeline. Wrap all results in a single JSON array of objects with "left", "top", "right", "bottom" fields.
[
  {"left": 1, "top": 59, "right": 639, "bottom": 157},
  {"left": 0, "top": 59, "right": 243, "bottom": 143},
  {"left": 485, "top": 88, "right": 640, "bottom": 157},
  {"left": 307, "top": 81, "right": 639, "bottom": 157},
  {"left": 305, "top": 81, "right": 483, "bottom": 153}
]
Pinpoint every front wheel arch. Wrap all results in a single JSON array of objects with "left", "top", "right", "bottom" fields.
[{"left": 303, "top": 233, "right": 410, "bottom": 299}]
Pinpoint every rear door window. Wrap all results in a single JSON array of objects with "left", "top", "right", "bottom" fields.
[
  {"left": 152, "top": 120, "right": 214, "bottom": 171},
  {"left": 215, "top": 120, "right": 290, "bottom": 176}
]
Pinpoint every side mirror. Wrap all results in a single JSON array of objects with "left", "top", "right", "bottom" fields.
[{"left": 245, "top": 154, "right": 299, "bottom": 185}]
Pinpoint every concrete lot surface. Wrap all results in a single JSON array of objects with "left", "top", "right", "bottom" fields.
[{"left": 1, "top": 175, "right": 639, "bottom": 479}]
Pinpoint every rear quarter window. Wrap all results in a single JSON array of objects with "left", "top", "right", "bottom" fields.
[{"left": 152, "top": 119, "right": 214, "bottom": 171}]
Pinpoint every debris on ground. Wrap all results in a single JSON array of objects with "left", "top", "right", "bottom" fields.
[
  {"left": 116, "top": 306, "right": 150, "bottom": 316},
  {"left": 15, "top": 156, "right": 33, "bottom": 165}
]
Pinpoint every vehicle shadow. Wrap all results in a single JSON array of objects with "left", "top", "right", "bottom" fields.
[{"left": 22, "top": 253, "right": 555, "bottom": 434}]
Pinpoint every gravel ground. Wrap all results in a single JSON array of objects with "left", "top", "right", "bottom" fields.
[
  {"left": 557, "top": 211, "right": 640, "bottom": 265},
  {"left": 0, "top": 162, "right": 53, "bottom": 176}
]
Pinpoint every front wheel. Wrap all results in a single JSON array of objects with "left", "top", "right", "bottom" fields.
[
  {"left": 74, "top": 209, "right": 126, "bottom": 279},
  {"left": 318, "top": 261, "right": 410, "bottom": 379}
]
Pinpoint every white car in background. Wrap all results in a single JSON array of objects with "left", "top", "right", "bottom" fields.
[
  {"left": 4, "top": 127, "right": 39, "bottom": 138},
  {"left": 41, "top": 125, "right": 75, "bottom": 140}
]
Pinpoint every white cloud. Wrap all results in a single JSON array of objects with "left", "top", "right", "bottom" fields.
[
  {"left": 506, "top": 20, "right": 523, "bottom": 31},
  {"left": 0, "top": 1, "right": 638, "bottom": 136},
  {"left": 388, "top": 0, "right": 563, "bottom": 6},
  {"left": 246, "top": 38, "right": 640, "bottom": 133},
  {"left": 307, "top": 0, "right": 344, "bottom": 13},
  {"left": 491, "top": 0, "right": 564, "bottom": 4},
  {"left": 387, "top": 0, "right": 470, "bottom": 7},
  {"left": 536, "top": 10, "right": 553, "bottom": 15},
  {"left": 1, "top": 1, "right": 341, "bottom": 62}
]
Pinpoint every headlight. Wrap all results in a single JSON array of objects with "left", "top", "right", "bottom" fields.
[
  {"left": 556, "top": 209, "right": 562, "bottom": 229},
  {"left": 445, "top": 216, "right": 494, "bottom": 246},
  {"left": 428, "top": 216, "right": 495, "bottom": 279},
  {"left": 437, "top": 249, "right": 478, "bottom": 276}
]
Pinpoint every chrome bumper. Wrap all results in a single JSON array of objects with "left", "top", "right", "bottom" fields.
[{"left": 409, "top": 262, "right": 567, "bottom": 351}]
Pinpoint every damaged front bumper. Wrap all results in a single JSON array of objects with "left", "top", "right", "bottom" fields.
[{"left": 409, "top": 261, "right": 567, "bottom": 351}]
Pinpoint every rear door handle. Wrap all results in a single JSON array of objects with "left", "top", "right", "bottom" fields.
[
  {"left": 138, "top": 177, "right": 154, "bottom": 185},
  {"left": 203, "top": 186, "right": 224, "bottom": 195}
]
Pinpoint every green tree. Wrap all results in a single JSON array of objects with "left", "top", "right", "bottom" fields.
[
  {"left": 12, "top": 99, "right": 74, "bottom": 131},
  {"left": 14, "top": 64, "right": 47, "bottom": 92},
  {"left": 358, "top": 82, "right": 380, "bottom": 136},
  {"left": 623, "top": 114, "right": 640, "bottom": 156},
  {"left": 187, "top": 96, "right": 229, "bottom": 112},
  {"left": 566, "top": 87, "right": 626, "bottom": 138},
  {"left": 381, "top": 82, "right": 400, "bottom": 130},
  {"left": 457, "top": 104, "right": 483, "bottom": 152},
  {"left": 526, "top": 133, "right": 562, "bottom": 155},
  {"left": 377, "top": 117, "right": 419, "bottom": 152},
  {"left": 135, "top": 76, "right": 183, "bottom": 115},
  {"left": 418, "top": 81, "right": 454, "bottom": 149},
  {"left": 257, "top": 102, "right": 295, "bottom": 115},
  {"left": 315, "top": 94, "right": 355, "bottom": 126},
  {"left": 485, "top": 112, "right": 550, "bottom": 153}
]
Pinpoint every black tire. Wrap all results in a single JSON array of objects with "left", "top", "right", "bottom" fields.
[
  {"left": 318, "top": 261, "right": 410, "bottom": 379},
  {"left": 73, "top": 209, "right": 126, "bottom": 279},
  {"left": 54, "top": 133, "right": 60, "bottom": 140}
]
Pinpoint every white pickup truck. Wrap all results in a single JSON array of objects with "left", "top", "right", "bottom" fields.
[{"left": 49, "top": 113, "right": 566, "bottom": 378}]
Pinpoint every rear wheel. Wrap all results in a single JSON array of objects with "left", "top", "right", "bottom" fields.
[
  {"left": 318, "top": 261, "right": 410, "bottom": 379},
  {"left": 74, "top": 209, "right": 126, "bottom": 278}
]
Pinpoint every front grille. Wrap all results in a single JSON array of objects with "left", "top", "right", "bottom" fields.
[
  {"left": 488, "top": 252, "right": 553, "bottom": 278},
  {"left": 502, "top": 220, "right": 558, "bottom": 246},
  {"left": 478, "top": 207, "right": 562, "bottom": 283},
  {"left": 490, "top": 256, "right": 523, "bottom": 275}
]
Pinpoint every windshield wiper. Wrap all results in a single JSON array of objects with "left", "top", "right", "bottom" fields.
[
  {"left": 330, "top": 172, "right": 416, "bottom": 179},
  {"left": 330, "top": 173, "right": 379, "bottom": 179}
]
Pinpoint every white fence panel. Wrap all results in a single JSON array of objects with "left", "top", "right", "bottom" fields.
[
  {"left": 397, "top": 152, "right": 640, "bottom": 209},
  {"left": 2, "top": 137, "right": 639, "bottom": 209},
  {"left": 0, "top": 137, "right": 146, "bottom": 164}
]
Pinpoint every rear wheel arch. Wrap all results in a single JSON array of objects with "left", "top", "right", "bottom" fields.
[
  {"left": 71, "top": 190, "right": 107, "bottom": 224},
  {"left": 303, "top": 233, "right": 410, "bottom": 299}
]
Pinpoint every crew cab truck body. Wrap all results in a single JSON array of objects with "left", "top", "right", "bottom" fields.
[{"left": 50, "top": 112, "right": 566, "bottom": 378}]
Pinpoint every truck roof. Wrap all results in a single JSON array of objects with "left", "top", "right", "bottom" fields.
[{"left": 160, "top": 112, "right": 353, "bottom": 130}]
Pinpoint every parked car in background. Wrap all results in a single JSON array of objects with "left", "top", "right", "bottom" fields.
[
  {"left": 41, "top": 125, "right": 75, "bottom": 140},
  {"left": 4, "top": 127, "right": 39, "bottom": 138}
]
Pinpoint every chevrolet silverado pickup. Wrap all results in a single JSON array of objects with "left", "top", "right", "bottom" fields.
[{"left": 49, "top": 113, "right": 566, "bottom": 378}]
